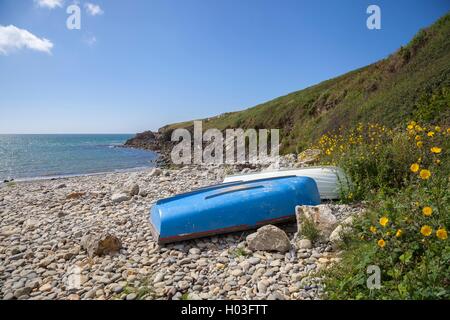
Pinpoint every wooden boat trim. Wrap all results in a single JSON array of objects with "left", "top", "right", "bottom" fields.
[{"left": 151, "top": 214, "right": 295, "bottom": 244}]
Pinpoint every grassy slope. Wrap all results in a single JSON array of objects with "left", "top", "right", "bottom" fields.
[{"left": 162, "top": 13, "right": 450, "bottom": 153}]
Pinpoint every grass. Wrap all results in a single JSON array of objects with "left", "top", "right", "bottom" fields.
[
  {"left": 230, "top": 247, "right": 249, "bottom": 257},
  {"left": 316, "top": 121, "right": 449, "bottom": 299},
  {"left": 299, "top": 216, "right": 320, "bottom": 243},
  {"left": 158, "top": 13, "right": 450, "bottom": 155}
]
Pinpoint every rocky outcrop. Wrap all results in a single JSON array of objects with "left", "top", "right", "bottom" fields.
[
  {"left": 124, "top": 128, "right": 177, "bottom": 166},
  {"left": 246, "top": 225, "right": 291, "bottom": 253}
]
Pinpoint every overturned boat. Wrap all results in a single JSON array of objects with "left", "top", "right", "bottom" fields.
[
  {"left": 149, "top": 176, "right": 320, "bottom": 244},
  {"left": 223, "top": 166, "right": 350, "bottom": 200}
]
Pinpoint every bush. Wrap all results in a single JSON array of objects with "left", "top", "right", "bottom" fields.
[{"left": 317, "top": 121, "right": 449, "bottom": 299}]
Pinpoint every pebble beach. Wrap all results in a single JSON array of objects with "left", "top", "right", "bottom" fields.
[{"left": 0, "top": 163, "right": 361, "bottom": 300}]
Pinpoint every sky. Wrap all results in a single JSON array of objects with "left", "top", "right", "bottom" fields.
[{"left": 0, "top": 0, "right": 449, "bottom": 134}]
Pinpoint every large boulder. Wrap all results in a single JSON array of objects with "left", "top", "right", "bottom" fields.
[
  {"left": 295, "top": 205, "right": 338, "bottom": 241},
  {"left": 246, "top": 225, "right": 291, "bottom": 253},
  {"left": 81, "top": 232, "right": 122, "bottom": 257}
]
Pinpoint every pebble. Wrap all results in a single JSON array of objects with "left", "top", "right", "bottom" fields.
[{"left": 0, "top": 162, "right": 361, "bottom": 300}]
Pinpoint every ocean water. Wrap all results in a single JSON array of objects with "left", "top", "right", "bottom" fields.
[{"left": 0, "top": 134, "right": 158, "bottom": 181}]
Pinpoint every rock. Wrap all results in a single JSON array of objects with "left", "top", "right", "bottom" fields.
[
  {"left": 297, "top": 149, "right": 321, "bottom": 164},
  {"left": 14, "top": 287, "right": 32, "bottom": 298},
  {"left": 3, "top": 292, "right": 14, "bottom": 300},
  {"left": 111, "top": 193, "right": 130, "bottom": 203},
  {"left": 188, "top": 248, "right": 201, "bottom": 255},
  {"left": 295, "top": 205, "right": 338, "bottom": 240},
  {"left": 329, "top": 216, "right": 354, "bottom": 248},
  {"left": 177, "top": 281, "right": 190, "bottom": 290},
  {"left": 39, "top": 283, "right": 52, "bottom": 292},
  {"left": 149, "top": 168, "right": 162, "bottom": 177},
  {"left": 80, "top": 232, "right": 122, "bottom": 257},
  {"left": 230, "top": 268, "right": 244, "bottom": 277},
  {"left": 66, "top": 192, "right": 85, "bottom": 200},
  {"left": 246, "top": 225, "right": 291, "bottom": 253},
  {"left": 257, "top": 280, "right": 269, "bottom": 293},
  {"left": 187, "top": 293, "right": 202, "bottom": 300},
  {"left": 297, "top": 239, "right": 312, "bottom": 249},
  {"left": 38, "top": 256, "right": 55, "bottom": 267},
  {"left": 124, "top": 183, "right": 139, "bottom": 196},
  {"left": 55, "top": 183, "right": 67, "bottom": 189},
  {"left": 23, "top": 218, "right": 40, "bottom": 231},
  {"left": 126, "top": 293, "right": 137, "bottom": 300},
  {"left": 247, "top": 257, "right": 261, "bottom": 265}
]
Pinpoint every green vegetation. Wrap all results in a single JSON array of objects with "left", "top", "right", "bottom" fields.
[
  {"left": 230, "top": 247, "right": 249, "bottom": 257},
  {"left": 156, "top": 13, "right": 450, "bottom": 300},
  {"left": 300, "top": 216, "right": 320, "bottom": 243},
  {"left": 162, "top": 13, "right": 450, "bottom": 154},
  {"left": 317, "top": 122, "right": 449, "bottom": 299}
]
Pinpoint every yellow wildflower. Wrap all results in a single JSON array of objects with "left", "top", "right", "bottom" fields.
[
  {"left": 422, "top": 206, "right": 432, "bottom": 216},
  {"left": 415, "top": 135, "right": 421, "bottom": 141},
  {"left": 430, "top": 147, "right": 442, "bottom": 154},
  {"left": 415, "top": 125, "right": 422, "bottom": 132},
  {"left": 427, "top": 131, "right": 435, "bottom": 137},
  {"left": 379, "top": 216, "right": 389, "bottom": 227},
  {"left": 416, "top": 141, "right": 423, "bottom": 148},
  {"left": 370, "top": 226, "right": 377, "bottom": 234},
  {"left": 410, "top": 163, "right": 419, "bottom": 173},
  {"left": 395, "top": 229, "right": 403, "bottom": 237},
  {"left": 436, "top": 228, "right": 448, "bottom": 240},
  {"left": 419, "top": 169, "right": 431, "bottom": 180},
  {"left": 435, "top": 126, "right": 441, "bottom": 132},
  {"left": 377, "top": 239, "right": 386, "bottom": 248},
  {"left": 407, "top": 124, "right": 414, "bottom": 130},
  {"left": 420, "top": 225, "right": 432, "bottom": 237}
]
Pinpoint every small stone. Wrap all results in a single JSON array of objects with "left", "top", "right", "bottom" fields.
[
  {"left": 126, "top": 293, "right": 137, "bottom": 300},
  {"left": 297, "top": 239, "right": 312, "bottom": 249},
  {"left": 230, "top": 268, "right": 244, "bottom": 277},
  {"left": 188, "top": 248, "right": 201, "bottom": 255},
  {"left": 39, "top": 283, "right": 52, "bottom": 292},
  {"left": 111, "top": 193, "right": 130, "bottom": 203}
]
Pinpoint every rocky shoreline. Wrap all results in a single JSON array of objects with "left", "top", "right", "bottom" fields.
[{"left": 0, "top": 161, "right": 362, "bottom": 300}]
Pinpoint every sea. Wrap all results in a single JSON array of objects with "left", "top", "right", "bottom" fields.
[{"left": 0, "top": 134, "right": 158, "bottom": 182}]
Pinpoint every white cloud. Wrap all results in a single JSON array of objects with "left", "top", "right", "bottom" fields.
[
  {"left": 84, "top": 35, "right": 97, "bottom": 46},
  {"left": 85, "top": 3, "right": 104, "bottom": 16},
  {"left": 34, "top": 0, "right": 64, "bottom": 9},
  {"left": 0, "top": 25, "right": 53, "bottom": 55}
]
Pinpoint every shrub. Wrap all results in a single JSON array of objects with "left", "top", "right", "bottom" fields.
[
  {"left": 318, "top": 121, "right": 449, "bottom": 299},
  {"left": 300, "top": 216, "right": 321, "bottom": 243}
]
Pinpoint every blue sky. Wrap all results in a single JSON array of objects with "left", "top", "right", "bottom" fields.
[{"left": 0, "top": 0, "right": 449, "bottom": 134}]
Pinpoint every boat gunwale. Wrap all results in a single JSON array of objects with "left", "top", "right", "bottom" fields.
[
  {"left": 155, "top": 175, "right": 299, "bottom": 205},
  {"left": 224, "top": 165, "right": 345, "bottom": 180},
  {"left": 151, "top": 214, "right": 296, "bottom": 244}
]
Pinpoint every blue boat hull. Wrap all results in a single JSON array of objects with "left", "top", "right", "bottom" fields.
[{"left": 149, "top": 176, "right": 320, "bottom": 244}]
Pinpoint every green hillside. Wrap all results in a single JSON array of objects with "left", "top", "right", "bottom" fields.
[{"left": 163, "top": 13, "right": 450, "bottom": 154}]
